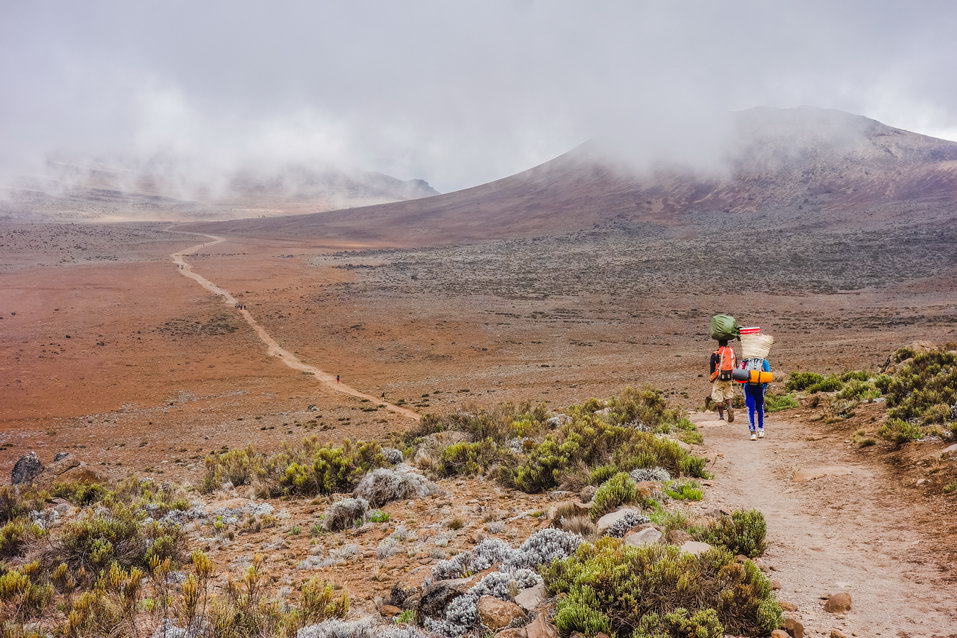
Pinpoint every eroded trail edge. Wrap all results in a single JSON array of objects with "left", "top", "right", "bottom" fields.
[{"left": 171, "top": 233, "right": 420, "bottom": 421}]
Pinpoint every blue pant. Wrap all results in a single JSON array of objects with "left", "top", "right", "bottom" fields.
[{"left": 744, "top": 385, "right": 765, "bottom": 431}]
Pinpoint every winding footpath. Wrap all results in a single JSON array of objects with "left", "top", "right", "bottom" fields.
[
  {"left": 692, "top": 411, "right": 956, "bottom": 638},
  {"left": 171, "top": 233, "right": 420, "bottom": 421}
]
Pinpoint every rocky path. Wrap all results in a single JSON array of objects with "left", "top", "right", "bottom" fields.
[
  {"left": 171, "top": 233, "right": 420, "bottom": 421},
  {"left": 691, "top": 411, "right": 956, "bottom": 638}
]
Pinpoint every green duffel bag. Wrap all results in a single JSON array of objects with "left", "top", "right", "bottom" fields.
[{"left": 709, "top": 314, "right": 740, "bottom": 341}]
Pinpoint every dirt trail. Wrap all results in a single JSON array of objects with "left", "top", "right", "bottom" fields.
[
  {"left": 692, "top": 411, "right": 956, "bottom": 638},
  {"left": 171, "top": 233, "right": 420, "bottom": 421}
]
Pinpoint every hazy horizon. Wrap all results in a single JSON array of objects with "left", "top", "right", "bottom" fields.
[{"left": 3, "top": 1, "right": 957, "bottom": 193}]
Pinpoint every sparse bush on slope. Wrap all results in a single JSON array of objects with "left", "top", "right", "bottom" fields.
[
  {"left": 699, "top": 509, "right": 767, "bottom": 558},
  {"left": 543, "top": 538, "right": 781, "bottom": 638}
]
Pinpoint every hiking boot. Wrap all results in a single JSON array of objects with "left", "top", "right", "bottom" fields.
[
  {"left": 750, "top": 432, "right": 757, "bottom": 441},
  {"left": 717, "top": 407, "right": 725, "bottom": 421},
  {"left": 726, "top": 403, "right": 735, "bottom": 422},
  {"left": 758, "top": 429, "right": 765, "bottom": 438}
]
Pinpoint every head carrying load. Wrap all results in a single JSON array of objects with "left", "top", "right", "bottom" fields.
[{"left": 709, "top": 314, "right": 739, "bottom": 341}]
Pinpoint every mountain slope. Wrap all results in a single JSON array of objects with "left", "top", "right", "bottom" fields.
[{"left": 191, "top": 107, "right": 957, "bottom": 245}]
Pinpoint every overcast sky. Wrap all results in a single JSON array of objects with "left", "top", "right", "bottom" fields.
[{"left": 2, "top": 1, "right": 956, "bottom": 191}]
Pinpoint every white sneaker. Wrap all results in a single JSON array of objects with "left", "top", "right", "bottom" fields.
[
  {"left": 750, "top": 432, "right": 757, "bottom": 441},
  {"left": 758, "top": 430, "right": 765, "bottom": 438}
]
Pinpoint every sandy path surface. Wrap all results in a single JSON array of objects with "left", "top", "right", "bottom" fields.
[
  {"left": 692, "top": 411, "right": 957, "bottom": 638},
  {"left": 171, "top": 233, "right": 420, "bottom": 421}
]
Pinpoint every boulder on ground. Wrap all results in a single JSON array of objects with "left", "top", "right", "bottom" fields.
[
  {"left": 418, "top": 577, "right": 472, "bottom": 618},
  {"left": 514, "top": 583, "right": 546, "bottom": 612},
  {"left": 782, "top": 615, "right": 804, "bottom": 638},
  {"left": 623, "top": 527, "right": 663, "bottom": 547},
  {"left": 478, "top": 596, "right": 525, "bottom": 630},
  {"left": 595, "top": 506, "right": 643, "bottom": 533},
  {"left": 678, "top": 541, "right": 712, "bottom": 556},
  {"left": 11, "top": 452, "right": 44, "bottom": 485},
  {"left": 770, "top": 631, "right": 790, "bottom": 638},
  {"left": 525, "top": 611, "right": 559, "bottom": 638},
  {"left": 496, "top": 629, "right": 527, "bottom": 638},
  {"left": 823, "top": 592, "right": 852, "bottom": 613}
]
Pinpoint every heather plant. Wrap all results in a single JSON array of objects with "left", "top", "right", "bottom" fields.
[
  {"left": 0, "top": 485, "right": 48, "bottom": 524},
  {"left": 604, "top": 511, "right": 650, "bottom": 538},
  {"left": 764, "top": 393, "right": 799, "bottom": 413},
  {"left": 664, "top": 479, "right": 704, "bottom": 502},
  {"left": 323, "top": 498, "right": 370, "bottom": 532},
  {"left": 435, "top": 439, "right": 511, "bottom": 477},
  {"left": 878, "top": 418, "right": 924, "bottom": 446},
  {"left": 0, "top": 519, "right": 44, "bottom": 559},
  {"left": 630, "top": 467, "right": 671, "bottom": 483},
  {"left": 604, "top": 387, "right": 685, "bottom": 430},
  {"left": 784, "top": 371, "right": 824, "bottom": 392},
  {"left": 543, "top": 538, "right": 781, "bottom": 638},
  {"left": 878, "top": 347, "right": 956, "bottom": 427}
]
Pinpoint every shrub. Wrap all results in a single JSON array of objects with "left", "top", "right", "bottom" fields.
[
  {"left": 630, "top": 467, "right": 671, "bottom": 483},
  {"left": 51, "top": 505, "right": 185, "bottom": 576},
  {"left": 591, "top": 473, "right": 637, "bottom": 520},
  {"left": 0, "top": 563, "right": 54, "bottom": 622},
  {"left": 59, "top": 564, "right": 144, "bottom": 637},
  {"left": 699, "top": 509, "right": 767, "bottom": 558},
  {"left": 878, "top": 418, "right": 923, "bottom": 446},
  {"left": 505, "top": 415, "right": 707, "bottom": 493},
  {"left": 51, "top": 481, "right": 109, "bottom": 506},
  {"left": 413, "top": 402, "right": 549, "bottom": 445},
  {"left": 664, "top": 479, "right": 703, "bottom": 502},
  {"left": 806, "top": 375, "right": 843, "bottom": 393},
  {"left": 543, "top": 538, "right": 781, "bottom": 638},
  {"left": 588, "top": 464, "right": 619, "bottom": 485},
  {"left": 784, "top": 371, "right": 824, "bottom": 392},
  {"left": 323, "top": 498, "right": 370, "bottom": 532},
  {"left": 0, "top": 485, "right": 48, "bottom": 524},
  {"left": 764, "top": 393, "right": 798, "bottom": 413},
  {"left": 202, "top": 439, "right": 388, "bottom": 497},
  {"left": 435, "top": 439, "right": 510, "bottom": 477},
  {"left": 879, "top": 347, "right": 956, "bottom": 426},
  {"left": 0, "top": 518, "right": 44, "bottom": 559},
  {"left": 353, "top": 468, "right": 434, "bottom": 507},
  {"left": 836, "top": 380, "right": 881, "bottom": 402},
  {"left": 840, "top": 370, "right": 872, "bottom": 382},
  {"left": 605, "top": 387, "right": 684, "bottom": 430},
  {"left": 367, "top": 510, "right": 390, "bottom": 523}
]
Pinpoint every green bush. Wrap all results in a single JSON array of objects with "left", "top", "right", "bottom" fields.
[
  {"left": 836, "top": 379, "right": 881, "bottom": 402},
  {"left": 878, "top": 418, "right": 923, "bottom": 446},
  {"left": 664, "top": 480, "right": 703, "bottom": 502},
  {"left": 0, "top": 518, "right": 44, "bottom": 559},
  {"left": 805, "top": 375, "right": 843, "bottom": 393},
  {"left": 51, "top": 481, "right": 109, "bottom": 507},
  {"left": 0, "top": 485, "right": 48, "bottom": 524},
  {"left": 699, "top": 509, "right": 767, "bottom": 558},
  {"left": 591, "top": 473, "right": 637, "bottom": 520},
  {"left": 504, "top": 415, "right": 708, "bottom": 493},
  {"left": 605, "top": 387, "right": 685, "bottom": 430},
  {"left": 784, "top": 372, "right": 824, "bottom": 392},
  {"left": 411, "top": 402, "right": 548, "bottom": 444},
  {"left": 764, "top": 393, "right": 798, "bottom": 413},
  {"left": 878, "top": 347, "right": 956, "bottom": 426},
  {"left": 203, "top": 438, "right": 388, "bottom": 497},
  {"left": 543, "top": 538, "right": 781, "bottom": 638},
  {"left": 840, "top": 370, "right": 872, "bottom": 382},
  {"left": 436, "top": 439, "right": 511, "bottom": 477},
  {"left": 588, "top": 464, "right": 619, "bottom": 485},
  {"left": 0, "top": 563, "right": 54, "bottom": 622},
  {"left": 52, "top": 505, "right": 185, "bottom": 577}
]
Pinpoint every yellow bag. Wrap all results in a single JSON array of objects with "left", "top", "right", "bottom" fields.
[{"left": 749, "top": 370, "right": 774, "bottom": 384}]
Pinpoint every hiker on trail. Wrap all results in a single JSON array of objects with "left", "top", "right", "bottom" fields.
[
  {"left": 709, "top": 339, "right": 736, "bottom": 422},
  {"left": 739, "top": 357, "right": 772, "bottom": 440},
  {"left": 336, "top": 374, "right": 340, "bottom": 383}
]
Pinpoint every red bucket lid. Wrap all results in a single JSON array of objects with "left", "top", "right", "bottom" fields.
[{"left": 739, "top": 326, "right": 761, "bottom": 334}]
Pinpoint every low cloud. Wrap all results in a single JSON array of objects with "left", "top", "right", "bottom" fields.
[{"left": 2, "top": 1, "right": 956, "bottom": 192}]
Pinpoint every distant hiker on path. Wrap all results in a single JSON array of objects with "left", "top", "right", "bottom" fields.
[
  {"left": 739, "top": 357, "right": 772, "bottom": 440},
  {"left": 710, "top": 339, "right": 736, "bottom": 422}
]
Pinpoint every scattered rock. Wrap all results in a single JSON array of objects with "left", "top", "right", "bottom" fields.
[
  {"left": 823, "top": 592, "right": 852, "bottom": 614},
  {"left": 307, "top": 404, "right": 318, "bottom": 411},
  {"left": 578, "top": 485, "right": 597, "bottom": 502},
  {"left": 830, "top": 631, "right": 848, "bottom": 638},
  {"left": 771, "top": 631, "right": 790, "bottom": 638},
  {"left": 53, "top": 452, "right": 69, "bottom": 462},
  {"left": 939, "top": 443, "right": 957, "bottom": 458},
  {"left": 595, "top": 506, "right": 643, "bottom": 533},
  {"left": 11, "top": 452, "right": 44, "bottom": 485},
  {"left": 525, "top": 611, "right": 559, "bottom": 638},
  {"left": 633, "top": 481, "right": 664, "bottom": 501},
  {"left": 478, "top": 596, "right": 525, "bottom": 630},
  {"left": 496, "top": 629, "right": 527, "bottom": 638},
  {"left": 779, "top": 601, "right": 798, "bottom": 612},
  {"left": 514, "top": 583, "right": 546, "bottom": 611},
  {"left": 665, "top": 529, "right": 693, "bottom": 544},
  {"left": 418, "top": 577, "right": 472, "bottom": 618},
  {"left": 770, "top": 579, "right": 782, "bottom": 590},
  {"left": 782, "top": 615, "right": 804, "bottom": 638},
  {"left": 623, "top": 527, "right": 663, "bottom": 547},
  {"left": 792, "top": 466, "right": 862, "bottom": 482},
  {"left": 379, "top": 604, "right": 402, "bottom": 617},
  {"left": 678, "top": 541, "right": 712, "bottom": 556}
]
